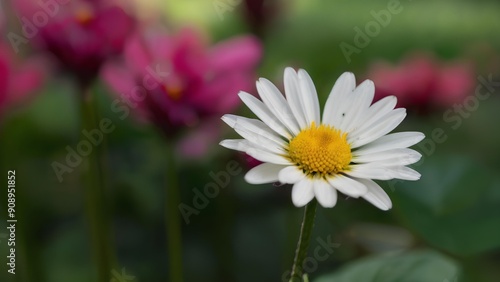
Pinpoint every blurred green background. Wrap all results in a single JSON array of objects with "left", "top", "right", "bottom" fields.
[{"left": 1, "top": 0, "right": 500, "bottom": 281}]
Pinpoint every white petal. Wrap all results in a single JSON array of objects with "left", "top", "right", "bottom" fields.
[
  {"left": 246, "top": 148, "right": 291, "bottom": 165},
  {"left": 357, "top": 179, "right": 392, "bottom": 210},
  {"left": 257, "top": 78, "right": 300, "bottom": 135},
  {"left": 352, "top": 149, "right": 422, "bottom": 166},
  {"left": 323, "top": 72, "right": 356, "bottom": 127},
  {"left": 219, "top": 139, "right": 250, "bottom": 152},
  {"left": 387, "top": 166, "right": 421, "bottom": 181},
  {"left": 367, "top": 156, "right": 421, "bottom": 167},
  {"left": 221, "top": 114, "right": 238, "bottom": 127},
  {"left": 284, "top": 68, "right": 308, "bottom": 129},
  {"left": 233, "top": 124, "right": 285, "bottom": 155},
  {"left": 278, "top": 166, "right": 306, "bottom": 184},
  {"left": 239, "top": 91, "right": 291, "bottom": 139},
  {"left": 327, "top": 175, "right": 367, "bottom": 198},
  {"left": 342, "top": 80, "right": 375, "bottom": 132},
  {"left": 291, "top": 178, "right": 315, "bottom": 207},
  {"left": 348, "top": 96, "right": 397, "bottom": 134},
  {"left": 220, "top": 139, "right": 286, "bottom": 158},
  {"left": 298, "top": 69, "right": 320, "bottom": 125},
  {"left": 245, "top": 163, "right": 288, "bottom": 184},
  {"left": 346, "top": 164, "right": 394, "bottom": 180},
  {"left": 314, "top": 180, "right": 338, "bottom": 208},
  {"left": 349, "top": 108, "right": 407, "bottom": 148},
  {"left": 354, "top": 132, "right": 425, "bottom": 155},
  {"left": 223, "top": 115, "right": 286, "bottom": 146},
  {"left": 234, "top": 122, "right": 286, "bottom": 155},
  {"left": 334, "top": 80, "right": 374, "bottom": 132}
]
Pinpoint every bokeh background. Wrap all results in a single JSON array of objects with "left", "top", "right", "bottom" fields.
[{"left": 1, "top": 0, "right": 500, "bottom": 281}]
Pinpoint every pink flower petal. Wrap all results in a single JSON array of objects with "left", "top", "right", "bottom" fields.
[
  {"left": 8, "top": 61, "right": 44, "bottom": 104},
  {"left": 101, "top": 62, "right": 137, "bottom": 97},
  {"left": 434, "top": 62, "right": 475, "bottom": 105},
  {"left": 209, "top": 35, "right": 262, "bottom": 72},
  {"left": 367, "top": 51, "right": 475, "bottom": 111},
  {"left": 123, "top": 31, "right": 154, "bottom": 71}
]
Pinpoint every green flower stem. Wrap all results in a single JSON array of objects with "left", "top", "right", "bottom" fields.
[
  {"left": 165, "top": 145, "right": 183, "bottom": 282},
  {"left": 289, "top": 200, "right": 317, "bottom": 281},
  {"left": 80, "top": 87, "right": 115, "bottom": 282}
]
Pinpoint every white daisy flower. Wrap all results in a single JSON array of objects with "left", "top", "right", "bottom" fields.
[{"left": 220, "top": 68, "right": 424, "bottom": 210}]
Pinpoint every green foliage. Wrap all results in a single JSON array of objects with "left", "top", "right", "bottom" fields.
[
  {"left": 394, "top": 156, "right": 500, "bottom": 256},
  {"left": 314, "top": 250, "right": 460, "bottom": 282}
]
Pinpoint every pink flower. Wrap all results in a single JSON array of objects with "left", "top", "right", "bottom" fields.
[
  {"left": 366, "top": 52, "right": 475, "bottom": 112},
  {"left": 0, "top": 44, "right": 44, "bottom": 117},
  {"left": 14, "top": 0, "right": 135, "bottom": 86},
  {"left": 103, "top": 27, "right": 262, "bottom": 135}
]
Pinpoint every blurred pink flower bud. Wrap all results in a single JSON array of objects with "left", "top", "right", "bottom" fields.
[
  {"left": 0, "top": 44, "right": 45, "bottom": 117},
  {"left": 367, "top": 52, "right": 475, "bottom": 113}
]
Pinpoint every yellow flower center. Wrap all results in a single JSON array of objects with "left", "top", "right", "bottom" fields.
[
  {"left": 163, "top": 84, "right": 183, "bottom": 101},
  {"left": 74, "top": 6, "right": 94, "bottom": 25},
  {"left": 288, "top": 123, "right": 352, "bottom": 177}
]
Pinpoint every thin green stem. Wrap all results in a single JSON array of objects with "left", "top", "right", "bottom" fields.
[
  {"left": 80, "top": 87, "right": 115, "bottom": 282},
  {"left": 289, "top": 200, "right": 317, "bottom": 282},
  {"left": 165, "top": 145, "right": 183, "bottom": 282}
]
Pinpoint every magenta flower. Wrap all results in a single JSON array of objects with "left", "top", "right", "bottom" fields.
[
  {"left": 103, "top": 27, "right": 262, "bottom": 136},
  {"left": 14, "top": 0, "right": 135, "bottom": 86},
  {"left": 366, "top": 52, "right": 475, "bottom": 112},
  {"left": 0, "top": 44, "right": 44, "bottom": 117}
]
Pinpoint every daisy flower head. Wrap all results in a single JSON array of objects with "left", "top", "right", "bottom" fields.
[{"left": 220, "top": 68, "right": 425, "bottom": 210}]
